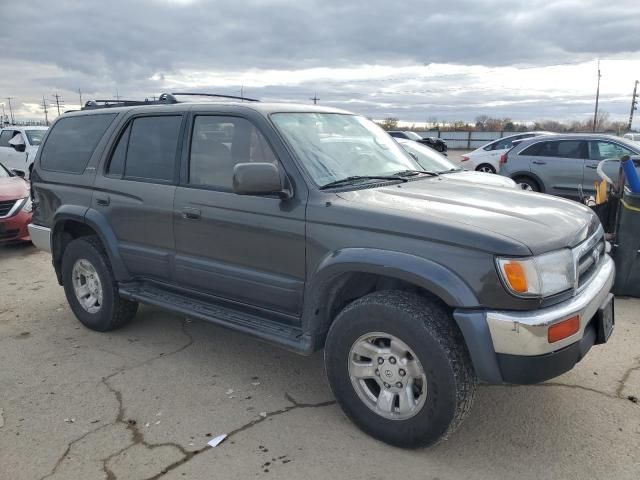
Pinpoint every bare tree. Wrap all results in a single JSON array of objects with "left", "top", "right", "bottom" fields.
[{"left": 379, "top": 117, "right": 399, "bottom": 130}]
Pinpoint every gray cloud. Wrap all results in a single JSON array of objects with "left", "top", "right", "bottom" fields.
[{"left": 1, "top": 0, "right": 639, "bottom": 123}]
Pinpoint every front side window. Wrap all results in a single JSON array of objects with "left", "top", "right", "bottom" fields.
[
  {"left": 271, "top": 113, "right": 420, "bottom": 187},
  {"left": 589, "top": 141, "right": 636, "bottom": 160},
  {"left": 40, "top": 114, "right": 116, "bottom": 173},
  {"left": 189, "top": 116, "right": 278, "bottom": 189},
  {"left": 123, "top": 116, "right": 182, "bottom": 181}
]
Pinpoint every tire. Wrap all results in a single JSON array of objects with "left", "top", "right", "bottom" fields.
[
  {"left": 324, "top": 290, "right": 477, "bottom": 448},
  {"left": 61, "top": 236, "right": 138, "bottom": 332},
  {"left": 514, "top": 176, "right": 540, "bottom": 192},
  {"left": 475, "top": 163, "right": 496, "bottom": 174}
]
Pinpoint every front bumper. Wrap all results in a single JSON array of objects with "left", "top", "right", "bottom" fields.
[
  {"left": 27, "top": 223, "right": 51, "bottom": 252},
  {"left": 485, "top": 254, "right": 615, "bottom": 356},
  {"left": 0, "top": 210, "right": 32, "bottom": 243}
]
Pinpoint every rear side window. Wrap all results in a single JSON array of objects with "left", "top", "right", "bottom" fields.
[
  {"left": 521, "top": 140, "right": 586, "bottom": 159},
  {"left": 40, "top": 114, "right": 116, "bottom": 173},
  {"left": 0, "top": 130, "right": 14, "bottom": 147},
  {"left": 107, "top": 116, "right": 182, "bottom": 182}
]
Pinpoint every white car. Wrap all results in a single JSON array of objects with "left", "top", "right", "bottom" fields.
[
  {"left": 0, "top": 126, "right": 48, "bottom": 178},
  {"left": 623, "top": 133, "right": 640, "bottom": 143},
  {"left": 396, "top": 138, "right": 517, "bottom": 188},
  {"left": 460, "top": 131, "right": 553, "bottom": 174}
]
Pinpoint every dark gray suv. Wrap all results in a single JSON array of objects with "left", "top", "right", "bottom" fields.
[
  {"left": 500, "top": 133, "right": 640, "bottom": 198},
  {"left": 28, "top": 96, "right": 615, "bottom": 448}
]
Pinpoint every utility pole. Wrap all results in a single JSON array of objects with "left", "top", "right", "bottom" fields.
[
  {"left": 310, "top": 92, "right": 320, "bottom": 105},
  {"left": 5, "top": 97, "right": 15, "bottom": 124},
  {"left": 78, "top": 88, "right": 83, "bottom": 108},
  {"left": 1, "top": 104, "right": 5, "bottom": 126},
  {"left": 52, "top": 92, "right": 62, "bottom": 116},
  {"left": 240, "top": 85, "right": 244, "bottom": 102},
  {"left": 115, "top": 89, "right": 120, "bottom": 101},
  {"left": 592, "top": 60, "right": 601, "bottom": 133},
  {"left": 628, "top": 80, "right": 638, "bottom": 132},
  {"left": 42, "top": 96, "right": 49, "bottom": 126}
]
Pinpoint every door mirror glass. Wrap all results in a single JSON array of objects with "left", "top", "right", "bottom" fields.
[
  {"left": 232, "top": 163, "right": 288, "bottom": 197},
  {"left": 11, "top": 143, "right": 26, "bottom": 152}
]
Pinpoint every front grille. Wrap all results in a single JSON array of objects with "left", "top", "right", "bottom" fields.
[
  {"left": 0, "top": 229, "right": 19, "bottom": 240},
  {"left": 0, "top": 199, "right": 19, "bottom": 217},
  {"left": 574, "top": 230, "right": 605, "bottom": 290}
]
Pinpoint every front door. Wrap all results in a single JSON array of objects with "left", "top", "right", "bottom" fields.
[
  {"left": 93, "top": 113, "right": 184, "bottom": 280},
  {"left": 584, "top": 140, "right": 638, "bottom": 194},
  {"left": 173, "top": 114, "right": 306, "bottom": 318},
  {"left": 0, "top": 129, "right": 24, "bottom": 173},
  {"left": 529, "top": 139, "right": 587, "bottom": 198}
]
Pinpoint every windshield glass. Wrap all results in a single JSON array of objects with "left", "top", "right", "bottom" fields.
[
  {"left": 397, "top": 140, "right": 459, "bottom": 172},
  {"left": 405, "top": 131, "right": 422, "bottom": 140},
  {"left": 25, "top": 129, "right": 46, "bottom": 146},
  {"left": 0, "top": 163, "right": 10, "bottom": 178},
  {"left": 271, "top": 113, "right": 421, "bottom": 186}
]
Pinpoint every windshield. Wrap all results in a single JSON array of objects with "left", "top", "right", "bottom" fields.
[
  {"left": 25, "top": 129, "right": 46, "bottom": 146},
  {"left": 397, "top": 140, "right": 459, "bottom": 172},
  {"left": 404, "top": 131, "right": 423, "bottom": 140},
  {"left": 271, "top": 113, "right": 422, "bottom": 186},
  {"left": 0, "top": 163, "right": 10, "bottom": 178}
]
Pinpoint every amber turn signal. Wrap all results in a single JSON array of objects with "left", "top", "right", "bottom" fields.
[
  {"left": 548, "top": 315, "right": 580, "bottom": 343},
  {"left": 503, "top": 261, "right": 528, "bottom": 293}
]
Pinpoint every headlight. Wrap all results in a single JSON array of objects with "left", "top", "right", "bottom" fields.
[
  {"left": 21, "top": 197, "right": 33, "bottom": 213},
  {"left": 496, "top": 249, "right": 575, "bottom": 297}
]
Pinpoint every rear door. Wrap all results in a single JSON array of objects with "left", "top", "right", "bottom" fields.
[
  {"left": 528, "top": 139, "right": 587, "bottom": 198},
  {"left": 93, "top": 113, "right": 184, "bottom": 280},
  {"left": 172, "top": 112, "right": 307, "bottom": 318},
  {"left": 584, "top": 140, "right": 638, "bottom": 194}
]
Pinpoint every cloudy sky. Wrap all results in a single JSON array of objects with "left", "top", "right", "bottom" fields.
[{"left": 1, "top": 0, "right": 639, "bottom": 126}]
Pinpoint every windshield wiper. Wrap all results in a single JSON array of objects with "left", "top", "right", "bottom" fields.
[
  {"left": 437, "top": 167, "right": 463, "bottom": 174},
  {"left": 392, "top": 169, "right": 440, "bottom": 177},
  {"left": 319, "top": 175, "right": 407, "bottom": 190}
]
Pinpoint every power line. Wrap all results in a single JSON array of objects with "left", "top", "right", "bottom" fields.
[
  {"left": 42, "top": 96, "right": 49, "bottom": 126},
  {"left": 5, "top": 97, "right": 15, "bottom": 124},
  {"left": 592, "top": 60, "right": 601, "bottom": 132},
  {"left": 628, "top": 80, "right": 638, "bottom": 131},
  {"left": 52, "top": 92, "right": 63, "bottom": 116}
]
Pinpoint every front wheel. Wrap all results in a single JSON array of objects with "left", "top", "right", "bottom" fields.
[
  {"left": 514, "top": 176, "right": 541, "bottom": 192},
  {"left": 324, "top": 291, "right": 477, "bottom": 448}
]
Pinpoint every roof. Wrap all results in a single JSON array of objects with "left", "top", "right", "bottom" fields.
[{"left": 65, "top": 100, "right": 352, "bottom": 118}]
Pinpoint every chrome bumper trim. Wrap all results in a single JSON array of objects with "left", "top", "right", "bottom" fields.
[
  {"left": 28, "top": 224, "right": 51, "bottom": 253},
  {"left": 486, "top": 255, "right": 615, "bottom": 356}
]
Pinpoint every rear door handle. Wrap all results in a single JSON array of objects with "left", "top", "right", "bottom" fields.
[
  {"left": 532, "top": 160, "right": 547, "bottom": 165},
  {"left": 96, "top": 196, "right": 110, "bottom": 206},
  {"left": 182, "top": 207, "right": 201, "bottom": 220},
  {"left": 586, "top": 164, "right": 598, "bottom": 169}
]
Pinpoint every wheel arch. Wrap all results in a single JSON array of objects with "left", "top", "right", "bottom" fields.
[
  {"left": 51, "top": 206, "right": 131, "bottom": 284},
  {"left": 302, "top": 248, "right": 480, "bottom": 350},
  {"left": 508, "top": 171, "right": 545, "bottom": 193}
]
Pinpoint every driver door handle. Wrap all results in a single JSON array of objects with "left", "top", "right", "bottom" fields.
[
  {"left": 532, "top": 160, "right": 547, "bottom": 165},
  {"left": 96, "top": 196, "right": 110, "bottom": 206},
  {"left": 586, "top": 164, "right": 598, "bottom": 169},
  {"left": 182, "top": 207, "right": 201, "bottom": 220}
]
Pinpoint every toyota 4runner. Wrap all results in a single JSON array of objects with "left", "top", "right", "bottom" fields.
[{"left": 28, "top": 94, "right": 615, "bottom": 448}]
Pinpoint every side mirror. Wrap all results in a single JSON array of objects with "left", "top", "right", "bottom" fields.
[
  {"left": 232, "top": 163, "right": 290, "bottom": 198},
  {"left": 11, "top": 143, "right": 26, "bottom": 153},
  {"left": 11, "top": 169, "right": 25, "bottom": 178}
]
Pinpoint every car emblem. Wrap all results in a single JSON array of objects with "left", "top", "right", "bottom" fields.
[
  {"left": 384, "top": 370, "right": 393, "bottom": 378},
  {"left": 592, "top": 249, "right": 600, "bottom": 265}
]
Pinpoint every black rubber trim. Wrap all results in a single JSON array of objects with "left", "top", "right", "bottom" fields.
[{"left": 497, "top": 322, "right": 597, "bottom": 384}]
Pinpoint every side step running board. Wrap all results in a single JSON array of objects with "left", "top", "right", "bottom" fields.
[{"left": 119, "top": 283, "right": 312, "bottom": 354}]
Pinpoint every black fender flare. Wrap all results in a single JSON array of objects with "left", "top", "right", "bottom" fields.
[
  {"left": 51, "top": 206, "right": 131, "bottom": 282},
  {"left": 302, "top": 248, "right": 480, "bottom": 343}
]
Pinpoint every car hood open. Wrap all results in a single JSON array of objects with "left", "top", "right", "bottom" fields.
[{"left": 336, "top": 176, "right": 599, "bottom": 256}]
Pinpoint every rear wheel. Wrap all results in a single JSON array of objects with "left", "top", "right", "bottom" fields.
[
  {"left": 61, "top": 236, "right": 138, "bottom": 331},
  {"left": 514, "top": 176, "right": 541, "bottom": 192},
  {"left": 324, "top": 290, "right": 476, "bottom": 448},
  {"left": 476, "top": 163, "right": 496, "bottom": 174}
]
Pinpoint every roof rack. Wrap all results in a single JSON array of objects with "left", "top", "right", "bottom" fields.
[{"left": 81, "top": 92, "right": 259, "bottom": 110}]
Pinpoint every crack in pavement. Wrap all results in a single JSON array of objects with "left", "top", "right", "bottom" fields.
[
  {"left": 616, "top": 356, "right": 640, "bottom": 399},
  {"left": 141, "top": 393, "right": 337, "bottom": 480},
  {"left": 37, "top": 320, "right": 195, "bottom": 480}
]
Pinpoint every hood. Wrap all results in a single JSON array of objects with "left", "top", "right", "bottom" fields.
[
  {"left": 0, "top": 176, "right": 29, "bottom": 201},
  {"left": 336, "top": 176, "right": 598, "bottom": 256},
  {"left": 445, "top": 170, "right": 516, "bottom": 188}
]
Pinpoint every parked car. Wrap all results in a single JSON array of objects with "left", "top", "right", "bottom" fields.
[
  {"left": 0, "top": 126, "right": 49, "bottom": 179},
  {"left": 396, "top": 138, "right": 517, "bottom": 188},
  {"left": 388, "top": 130, "right": 447, "bottom": 153},
  {"left": 623, "top": 132, "right": 640, "bottom": 143},
  {"left": 0, "top": 162, "right": 32, "bottom": 243},
  {"left": 461, "top": 131, "right": 554, "bottom": 173},
  {"left": 499, "top": 134, "right": 640, "bottom": 199},
  {"left": 29, "top": 98, "right": 614, "bottom": 448}
]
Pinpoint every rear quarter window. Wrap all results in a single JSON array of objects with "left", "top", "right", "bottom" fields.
[{"left": 40, "top": 114, "right": 116, "bottom": 173}]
